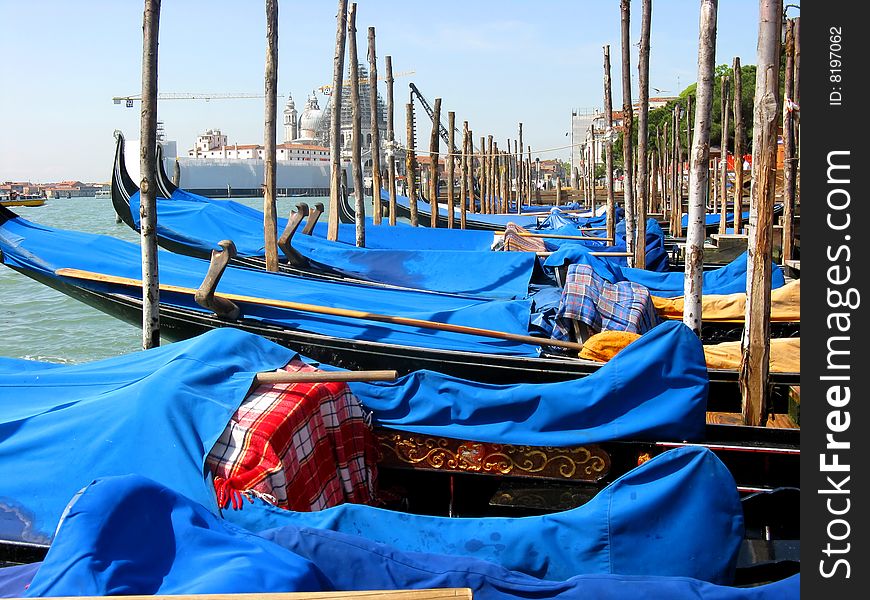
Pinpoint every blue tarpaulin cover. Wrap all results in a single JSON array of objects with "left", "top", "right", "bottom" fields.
[
  {"left": 227, "top": 445, "right": 741, "bottom": 583},
  {"left": 345, "top": 320, "right": 705, "bottom": 446},
  {"left": 537, "top": 218, "right": 669, "bottom": 272},
  {"left": 127, "top": 189, "right": 536, "bottom": 298},
  {"left": 0, "top": 212, "right": 543, "bottom": 355},
  {"left": 545, "top": 250, "right": 785, "bottom": 298},
  {"left": 386, "top": 189, "right": 543, "bottom": 229},
  {"left": 15, "top": 447, "right": 759, "bottom": 597},
  {"left": 0, "top": 324, "right": 706, "bottom": 545},
  {"left": 681, "top": 210, "right": 751, "bottom": 229}
]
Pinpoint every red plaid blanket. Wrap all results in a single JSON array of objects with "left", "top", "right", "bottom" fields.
[{"left": 206, "top": 359, "right": 378, "bottom": 512}]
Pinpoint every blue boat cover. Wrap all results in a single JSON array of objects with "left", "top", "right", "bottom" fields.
[
  {"left": 679, "top": 204, "right": 784, "bottom": 229},
  {"left": 387, "top": 189, "right": 543, "bottom": 229},
  {"left": 0, "top": 329, "right": 295, "bottom": 545},
  {"left": 682, "top": 210, "right": 751, "bottom": 228},
  {"left": 539, "top": 218, "right": 669, "bottom": 272},
  {"left": 17, "top": 448, "right": 755, "bottom": 596},
  {"left": 227, "top": 445, "right": 741, "bottom": 583},
  {"left": 0, "top": 213, "right": 542, "bottom": 356},
  {"left": 537, "top": 206, "right": 624, "bottom": 231},
  {"left": 545, "top": 250, "right": 785, "bottom": 298},
  {"left": 308, "top": 218, "right": 497, "bottom": 251},
  {"left": 344, "top": 320, "right": 706, "bottom": 445},
  {"left": 0, "top": 324, "right": 708, "bottom": 546},
  {"left": 128, "top": 189, "right": 536, "bottom": 299}
]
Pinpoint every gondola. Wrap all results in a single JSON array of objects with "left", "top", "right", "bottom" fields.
[
  {"left": 0, "top": 328, "right": 798, "bottom": 590},
  {"left": 111, "top": 133, "right": 549, "bottom": 300},
  {"left": 339, "top": 185, "right": 543, "bottom": 231},
  {"left": 0, "top": 205, "right": 799, "bottom": 395}
]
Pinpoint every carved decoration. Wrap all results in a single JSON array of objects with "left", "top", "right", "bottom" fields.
[{"left": 375, "top": 430, "right": 610, "bottom": 482}]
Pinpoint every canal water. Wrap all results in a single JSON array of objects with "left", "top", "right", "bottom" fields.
[{"left": 0, "top": 195, "right": 330, "bottom": 363}]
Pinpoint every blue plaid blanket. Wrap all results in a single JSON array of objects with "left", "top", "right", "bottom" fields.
[{"left": 554, "top": 263, "right": 660, "bottom": 338}]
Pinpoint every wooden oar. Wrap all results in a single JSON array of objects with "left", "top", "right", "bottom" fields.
[
  {"left": 254, "top": 369, "right": 397, "bottom": 385},
  {"left": 55, "top": 268, "right": 584, "bottom": 352}
]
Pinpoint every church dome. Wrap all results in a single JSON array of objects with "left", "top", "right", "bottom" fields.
[{"left": 298, "top": 94, "right": 323, "bottom": 139}]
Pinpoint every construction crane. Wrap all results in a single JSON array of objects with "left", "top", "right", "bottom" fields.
[
  {"left": 408, "top": 82, "right": 462, "bottom": 154},
  {"left": 317, "top": 70, "right": 414, "bottom": 96},
  {"left": 112, "top": 92, "right": 282, "bottom": 108}
]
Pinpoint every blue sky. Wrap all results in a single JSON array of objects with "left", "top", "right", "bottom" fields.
[{"left": 0, "top": 0, "right": 799, "bottom": 182}]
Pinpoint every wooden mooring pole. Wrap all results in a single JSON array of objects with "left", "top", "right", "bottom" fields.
[
  {"left": 781, "top": 18, "right": 797, "bottom": 262},
  {"left": 740, "top": 0, "right": 783, "bottom": 426},
  {"left": 367, "top": 27, "right": 382, "bottom": 225},
  {"left": 405, "top": 102, "right": 419, "bottom": 226},
  {"left": 460, "top": 122, "right": 469, "bottom": 229},
  {"left": 446, "top": 111, "right": 456, "bottom": 228},
  {"left": 327, "top": 0, "right": 348, "bottom": 241},
  {"left": 683, "top": 0, "right": 718, "bottom": 336},
  {"left": 465, "top": 126, "right": 474, "bottom": 225},
  {"left": 347, "top": 4, "right": 365, "bottom": 247},
  {"left": 385, "top": 55, "right": 397, "bottom": 226},
  {"left": 263, "top": 0, "right": 279, "bottom": 271},
  {"left": 635, "top": 0, "right": 651, "bottom": 269},
  {"left": 603, "top": 44, "right": 616, "bottom": 246},
  {"left": 672, "top": 104, "right": 683, "bottom": 237},
  {"left": 139, "top": 0, "right": 161, "bottom": 349},
  {"left": 517, "top": 123, "right": 524, "bottom": 213},
  {"left": 620, "top": 0, "right": 636, "bottom": 265},
  {"left": 428, "top": 98, "right": 441, "bottom": 227},
  {"left": 479, "top": 136, "right": 488, "bottom": 214},
  {"left": 718, "top": 75, "right": 730, "bottom": 235},
  {"left": 732, "top": 57, "right": 745, "bottom": 233}
]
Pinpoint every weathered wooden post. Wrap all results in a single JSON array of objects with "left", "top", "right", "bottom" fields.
[
  {"left": 515, "top": 140, "right": 522, "bottom": 213},
  {"left": 446, "top": 111, "right": 456, "bottom": 228},
  {"left": 139, "top": 0, "right": 161, "bottom": 349},
  {"left": 603, "top": 45, "right": 616, "bottom": 246},
  {"left": 683, "top": 0, "right": 718, "bottom": 336},
  {"left": 718, "top": 76, "right": 731, "bottom": 234},
  {"left": 327, "top": 0, "right": 348, "bottom": 241},
  {"left": 367, "top": 27, "right": 382, "bottom": 225},
  {"left": 651, "top": 146, "right": 659, "bottom": 213},
  {"left": 263, "top": 0, "right": 280, "bottom": 271},
  {"left": 459, "top": 121, "right": 468, "bottom": 229},
  {"left": 620, "top": 0, "right": 636, "bottom": 265},
  {"left": 793, "top": 17, "right": 800, "bottom": 158},
  {"left": 466, "top": 127, "right": 475, "bottom": 221},
  {"left": 635, "top": 0, "right": 651, "bottom": 269},
  {"left": 555, "top": 175, "right": 562, "bottom": 206},
  {"left": 586, "top": 147, "right": 594, "bottom": 213},
  {"left": 487, "top": 135, "right": 495, "bottom": 213},
  {"left": 347, "top": 4, "right": 365, "bottom": 246},
  {"left": 673, "top": 104, "right": 683, "bottom": 237},
  {"left": 781, "top": 18, "right": 797, "bottom": 262},
  {"left": 526, "top": 145, "right": 533, "bottom": 208},
  {"left": 500, "top": 150, "right": 508, "bottom": 212},
  {"left": 517, "top": 123, "right": 524, "bottom": 213},
  {"left": 478, "top": 137, "right": 487, "bottom": 213},
  {"left": 385, "top": 55, "right": 397, "bottom": 226},
  {"left": 740, "top": 0, "right": 783, "bottom": 426},
  {"left": 405, "top": 102, "right": 419, "bottom": 225},
  {"left": 427, "top": 97, "right": 441, "bottom": 227},
  {"left": 732, "top": 57, "right": 745, "bottom": 234}
]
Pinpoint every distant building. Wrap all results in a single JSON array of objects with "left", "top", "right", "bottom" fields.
[
  {"left": 41, "top": 180, "right": 100, "bottom": 198},
  {"left": 187, "top": 130, "right": 329, "bottom": 162}
]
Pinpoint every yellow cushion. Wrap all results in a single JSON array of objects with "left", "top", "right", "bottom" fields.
[
  {"left": 703, "top": 337, "right": 800, "bottom": 373},
  {"left": 652, "top": 279, "right": 800, "bottom": 322},
  {"left": 579, "top": 330, "right": 642, "bottom": 362}
]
